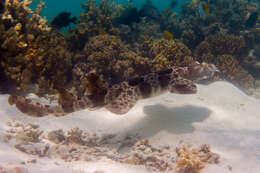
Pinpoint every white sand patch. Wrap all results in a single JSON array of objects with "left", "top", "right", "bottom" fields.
[{"left": 0, "top": 81, "right": 259, "bottom": 173}]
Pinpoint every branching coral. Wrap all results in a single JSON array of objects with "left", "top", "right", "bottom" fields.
[
  {"left": 0, "top": 0, "right": 72, "bottom": 93},
  {"left": 149, "top": 38, "right": 194, "bottom": 71},
  {"left": 74, "top": 34, "right": 150, "bottom": 84},
  {"left": 195, "top": 33, "right": 247, "bottom": 61},
  {"left": 216, "top": 54, "right": 255, "bottom": 89},
  {"left": 66, "top": 0, "right": 122, "bottom": 51}
]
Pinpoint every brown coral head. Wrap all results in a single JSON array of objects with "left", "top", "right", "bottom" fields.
[{"left": 188, "top": 61, "right": 219, "bottom": 81}]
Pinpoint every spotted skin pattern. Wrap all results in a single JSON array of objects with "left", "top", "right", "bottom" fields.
[{"left": 8, "top": 61, "right": 218, "bottom": 117}]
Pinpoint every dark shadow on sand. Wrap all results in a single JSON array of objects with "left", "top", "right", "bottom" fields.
[{"left": 127, "top": 104, "right": 212, "bottom": 139}]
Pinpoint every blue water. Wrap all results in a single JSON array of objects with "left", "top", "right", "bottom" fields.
[{"left": 31, "top": 0, "right": 190, "bottom": 22}]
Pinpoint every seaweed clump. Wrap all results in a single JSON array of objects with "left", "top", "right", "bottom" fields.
[
  {"left": 194, "top": 33, "right": 255, "bottom": 91},
  {"left": 0, "top": 0, "right": 72, "bottom": 93}
]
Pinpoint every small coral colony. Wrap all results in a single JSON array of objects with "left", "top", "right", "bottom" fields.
[{"left": 0, "top": 0, "right": 260, "bottom": 115}]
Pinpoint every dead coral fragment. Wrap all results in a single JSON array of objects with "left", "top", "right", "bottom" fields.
[
  {"left": 176, "top": 144, "right": 219, "bottom": 173},
  {"left": 47, "top": 129, "right": 65, "bottom": 144},
  {"left": 0, "top": 166, "right": 28, "bottom": 173},
  {"left": 66, "top": 128, "right": 88, "bottom": 145},
  {"left": 5, "top": 120, "right": 42, "bottom": 144},
  {"left": 123, "top": 139, "right": 175, "bottom": 171}
]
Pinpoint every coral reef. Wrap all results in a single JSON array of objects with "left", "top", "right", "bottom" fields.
[
  {"left": 160, "top": 8, "right": 183, "bottom": 38},
  {"left": 194, "top": 33, "right": 255, "bottom": 91},
  {"left": 0, "top": 0, "right": 72, "bottom": 93},
  {"left": 194, "top": 33, "right": 247, "bottom": 61},
  {"left": 74, "top": 34, "right": 150, "bottom": 84},
  {"left": 0, "top": 0, "right": 258, "bottom": 98},
  {"left": 66, "top": 0, "right": 122, "bottom": 51},
  {"left": 216, "top": 54, "right": 255, "bottom": 89},
  {"left": 4, "top": 120, "right": 220, "bottom": 172},
  {"left": 157, "top": 0, "right": 259, "bottom": 52}
]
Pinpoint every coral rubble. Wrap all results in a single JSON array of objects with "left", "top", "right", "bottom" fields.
[
  {"left": 4, "top": 120, "right": 220, "bottom": 172},
  {"left": 176, "top": 144, "right": 219, "bottom": 173},
  {"left": 0, "top": 166, "right": 28, "bottom": 173}
]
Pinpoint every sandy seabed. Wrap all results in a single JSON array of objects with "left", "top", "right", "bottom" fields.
[{"left": 0, "top": 81, "right": 259, "bottom": 173}]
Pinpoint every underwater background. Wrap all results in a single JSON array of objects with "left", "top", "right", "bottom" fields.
[
  {"left": 1, "top": 0, "right": 260, "bottom": 104},
  {"left": 30, "top": 0, "right": 190, "bottom": 20},
  {"left": 1, "top": 0, "right": 260, "bottom": 173},
  {"left": 1, "top": 0, "right": 260, "bottom": 114}
]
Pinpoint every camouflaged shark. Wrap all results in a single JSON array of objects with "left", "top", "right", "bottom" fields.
[{"left": 8, "top": 61, "right": 218, "bottom": 117}]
